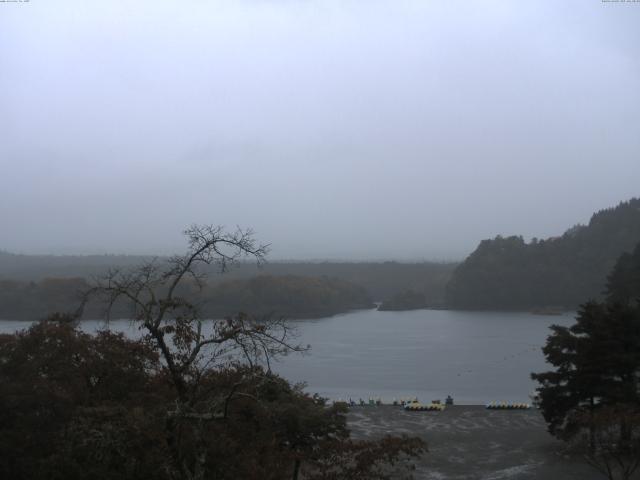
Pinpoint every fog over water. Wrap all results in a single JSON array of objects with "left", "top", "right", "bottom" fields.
[{"left": 1, "top": 0, "right": 639, "bottom": 260}]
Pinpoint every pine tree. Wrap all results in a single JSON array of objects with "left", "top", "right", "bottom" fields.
[{"left": 532, "top": 243, "right": 640, "bottom": 461}]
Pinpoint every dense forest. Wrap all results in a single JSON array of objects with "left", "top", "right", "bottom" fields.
[
  {"left": 0, "top": 253, "right": 455, "bottom": 301},
  {"left": 6, "top": 198, "right": 639, "bottom": 316},
  {"left": 197, "top": 275, "right": 373, "bottom": 319},
  {"left": 0, "top": 275, "right": 373, "bottom": 321},
  {"left": 0, "top": 277, "right": 88, "bottom": 321},
  {"left": 447, "top": 198, "right": 640, "bottom": 310},
  {"left": 378, "top": 290, "right": 431, "bottom": 311},
  {"left": 0, "top": 227, "right": 425, "bottom": 479},
  {"left": 0, "top": 254, "right": 455, "bottom": 319}
]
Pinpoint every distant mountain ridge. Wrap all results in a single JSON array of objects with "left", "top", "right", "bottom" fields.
[{"left": 446, "top": 198, "right": 640, "bottom": 310}]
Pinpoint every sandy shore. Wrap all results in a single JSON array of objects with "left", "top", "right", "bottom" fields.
[{"left": 346, "top": 405, "right": 612, "bottom": 480}]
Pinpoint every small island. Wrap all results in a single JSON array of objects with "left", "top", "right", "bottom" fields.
[{"left": 378, "top": 290, "right": 429, "bottom": 311}]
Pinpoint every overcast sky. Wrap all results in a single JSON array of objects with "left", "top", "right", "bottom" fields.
[{"left": 1, "top": 0, "right": 639, "bottom": 260}]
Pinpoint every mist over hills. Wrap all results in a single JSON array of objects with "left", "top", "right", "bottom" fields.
[
  {"left": 446, "top": 198, "right": 640, "bottom": 310},
  {"left": 0, "top": 252, "right": 455, "bottom": 300},
  {"left": 2, "top": 198, "right": 640, "bottom": 317},
  {"left": 0, "top": 252, "right": 455, "bottom": 320}
]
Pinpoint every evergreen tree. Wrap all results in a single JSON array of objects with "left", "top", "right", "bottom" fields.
[
  {"left": 606, "top": 242, "right": 640, "bottom": 305},
  {"left": 532, "top": 244, "right": 640, "bottom": 455},
  {"left": 448, "top": 198, "right": 640, "bottom": 310}
]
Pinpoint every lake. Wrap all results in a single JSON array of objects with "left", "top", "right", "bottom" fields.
[{"left": 0, "top": 308, "right": 575, "bottom": 404}]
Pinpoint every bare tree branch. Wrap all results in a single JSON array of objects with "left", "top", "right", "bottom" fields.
[{"left": 82, "top": 225, "right": 302, "bottom": 480}]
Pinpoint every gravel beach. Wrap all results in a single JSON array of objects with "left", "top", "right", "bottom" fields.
[{"left": 346, "top": 405, "right": 613, "bottom": 480}]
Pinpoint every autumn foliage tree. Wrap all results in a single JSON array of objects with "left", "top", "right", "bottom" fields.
[
  {"left": 0, "top": 225, "right": 425, "bottom": 480},
  {"left": 0, "top": 320, "right": 169, "bottom": 479}
]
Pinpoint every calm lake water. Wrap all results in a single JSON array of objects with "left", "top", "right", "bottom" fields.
[{"left": 1, "top": 309, "right": 575, "bottom": 405}]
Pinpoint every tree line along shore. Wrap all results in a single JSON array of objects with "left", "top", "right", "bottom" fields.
[
  {"left": 1, "top": 197, "right": 639, "bottom": 319},
  {"left": 1, "top": 204, "right": 640, "bottom": 479}
]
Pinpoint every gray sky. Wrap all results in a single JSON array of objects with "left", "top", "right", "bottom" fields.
[{"left": 1, "top": 0, "right": 639, "bottom": 260}]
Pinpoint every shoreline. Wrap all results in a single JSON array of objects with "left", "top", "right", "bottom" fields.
[
  {"left": 0, "top": 306, "right": 577, "bottom": 323},
  {"left": 347, "top": 405, "right": 603, "bottom": 479}
]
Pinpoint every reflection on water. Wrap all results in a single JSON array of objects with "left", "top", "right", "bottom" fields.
[{"left": 1, "top": 309, "right": 575, "bottom": 404}]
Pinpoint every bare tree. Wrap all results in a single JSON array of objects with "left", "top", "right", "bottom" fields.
[{"left": 83, "top": 225, "right": 306, "bottom": 480}]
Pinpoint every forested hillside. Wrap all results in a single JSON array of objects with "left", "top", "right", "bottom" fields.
[
  {"left": 198, "top": 275, "right": 373, "bottom": 319},
  {"left": 446, "top": 198, "right": 640, "bottom": 310},
  {"left": 0, "top": 253, "right": 455, "bottom": 306},
  {"left": 0, "top": 275, "right": 373, "bottom": 321}
]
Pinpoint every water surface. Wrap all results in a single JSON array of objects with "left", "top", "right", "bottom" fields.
[
  {"left": 1, "top": 309, "right": 575, "bottom": 404},
  {"left": 273, "top": 309, "right": 574, "bottom": 404}
]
